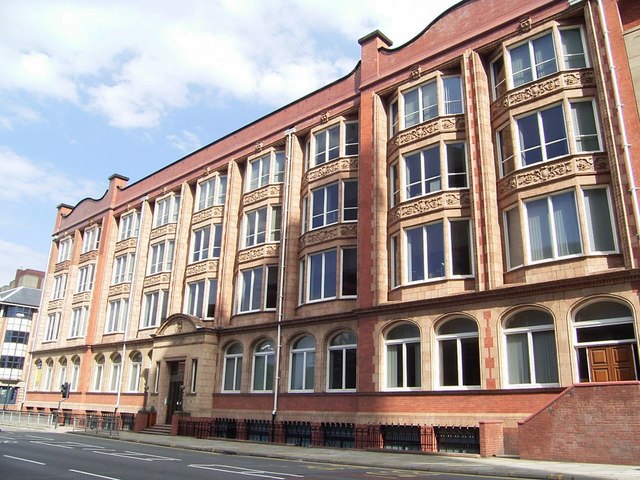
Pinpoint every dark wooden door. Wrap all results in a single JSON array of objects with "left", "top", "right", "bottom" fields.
[
  {"left": 588, "top": 344, "right": 636, "bottom": 382},
  {"left": 165, "top": 361, "right": 185, "bottom": 424}
]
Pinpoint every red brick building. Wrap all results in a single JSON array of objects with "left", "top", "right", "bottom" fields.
[{"left": 25, "top": 0, "right": 640, "bottom": 456}]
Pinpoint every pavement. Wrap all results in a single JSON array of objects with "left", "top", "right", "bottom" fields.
[{"left": 3, "top": 423, "right": 640, "bottom": 479}]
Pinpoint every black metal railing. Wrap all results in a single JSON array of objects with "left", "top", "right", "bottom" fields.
[
  {"left": 210, "top": 418, "right": 237, "bottom": 439},
  {"left": 434, "top": 426, "right": 480, "bottom": 454},
  {"left": 380, "top": 424, "right": 423, "bottom": 451},
  {"left": 284, "top": 421, "right": 311, "bottom": 447},
  {"left": 322, "top": 423, "right": 355, "bottom": 448},
  {"left": 246, "top": 419, "right": 271, "bottom": 442}
]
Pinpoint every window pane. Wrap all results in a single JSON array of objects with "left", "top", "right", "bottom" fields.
[
  {"left": 345, "top": 122, "right": 359, "bottom": 156},
  {"left": 406, "top": 342, "right": 421, "bottom": 387},
  {"left": 506, "top": 208, "right": 524, "bottom": 268},
  {"left": 291, "top": 353, "right": 304, "bottom": 390},
  {"left": 329, "top": 350, "right": 343, "bottom": 389},
  {"left": 507, "top": 333, "right": 530, "bottom": 384},
  {"left": 404, "top": 88, "right": 420, "bottom": 127},
  {"left": 461, "top": 337, "right": 481, "bottom": 386},
  {"left": 541, "top": 105, "right": 568, "bottom": 159},
  {"left": 510, "top": 43, "right": 533, "bottom": 87},
  {"left": 532, "top": 34, "right": 557, "bottom": 79},
  {"left": 518, "top": 113, "right": 543, "bottom": 166},
  {"left": 406, "top": 227, "right": 425, "bottom": 282},
  {"left": 443, "top": 77, "right": 463, "bottom": 115},
  {"left": 324, "top": 250, "right": 337, "bottom": 298},
  {"left": 446, "top": 143, "right": 467, "bottom": 188},
  {"left": 424, "top": 146, "right": 441, "bottom": 193},
  {"left": 387, "top": 344, "right": 402, "bottom": 388},
  {"left": 532, "top": 330, "right": 558, "bottom": 383},
  {"left": 440, "top": 339, "right": 458, "bottom": 386},
  {"left": 421, "top": 82, "right": 438, "bottom": 120},
  {"left": 451, "top": 220, "right": 471, "bottom": 275},
  {"left": 571, "top": 102, "right": 600, "bottom": 152},
  {"left": 310, "top": 253, "right": 323, "bottom": 300},
  {"left": 342, "top": 248, "right": 358, "bottom": 296},
  {"left": 345, "top": 348, "right": 357, "bottom": 389},
  {"left": 551, "top": 191, "right": 581, "bottom": 256},
  {"left": 527, "top": 198, "right": 553, "bottom": 261},
  {"left": 561, "top": 28, "right": 586, "bottom": 69},
  {"left": 584, "top": 189, "right": 615, "bottom": 252},
  {"left": 266, "top": 266, "right": 278, "bottom": 309},
  {"left": 405, "top": 152, "right": 423, "bottom": 198},
  {"left": 426, "top": 222, "right": 444, "bottom": 278}
]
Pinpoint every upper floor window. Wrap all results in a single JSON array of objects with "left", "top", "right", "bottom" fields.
[
  {"left": 222, "top": 343, "right": 243, "bottom": 392},
  {"left": 153, "top": 195, "right": 181, "bottom": 228},
  {"left": 148, "top": 240, "right": 175, "bottom": 275},
  {"left": 128, "top": 352, "right": 143, "bottom": 392},
  {"left": 51, "top": 273, "right": 67, "bottom": 300},
  {"left": 197, "top": 175, "right": 227, "bottom": 211},
  {"left": 81, "top": 226, "right": 101, "bottom": 253},
  {"left": 302, "top": 181, "right": 358, "bottom": 233},
  {"left": 243, "top": 206, "right": 281, "bottom": 248},
  {"left": 390, "top": 142, "right": 467, "bottom": 207},
  {"left": 327, "top": 331, "right": 357, "bottom": 391},
  {"left": 237, "top": 265, "right": 278, "bottom": 314},
  {"left": 69, "top": 306, "right": 87, "bottom": 339},
  {"left": 504, "top": 187, "right": 616, "bottom": 269},
  {"left": 305, "top": 120, "right": 359, "bottom": 170},
  {"left": 106, "top": 298, "right": 128, "bottom": 333},
  {"left": 436, "top": 318, "right": 480, "bottom": 389},
  {"left": 504, "top": 310, "right": 559, "bottom": 386},
  {"left": 491, "top": 27, "right": 588, "bottom": 99},
  {"left": 299, "top": 247, "right": 357, "bottom": 304},
  {"left": 252, "top": 339, "right": 275, "bottom": 392},
  {"left": 191, "top": 224, "right": 222, "bottom": 262},
  {"left": 44, "top": 313, "right": 61, "bottom": 342},
  {"left": 246, "top": 151, "right": 285, "bottom": 192},
  {"left": 185, "top": 279, "right": 217, "bottom": 319},
  {"left": 141, "top": 289, "right": 168, "bottom": 329},
  {"left": 56, "top": 237, "right": 73, "bottom": 263},
  {"left": 112, "top": 253, "right": 135, "bottom": 284},
  {"left": 118, "top": 211, "right": 140, "bottom": 241},
  {"left": 76, "top": 264, "right": 95, "bottom": 293},
  {"left": 385, "top": 323, "right": 421, "bottom": 390},
  {"left": 498, "top": 99, "right": 601, "bottom": 176},
  {"left": 390, "top": 75, "right": 463, "bottom": 136}
]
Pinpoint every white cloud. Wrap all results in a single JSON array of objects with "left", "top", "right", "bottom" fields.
[
  {"left": 0, "top": 239, "right": 48, "bottom": 288},
  {"left": 0, "top": 146, "right": 101, "bottom": 205},
  {"left": 0, "top": 0, "right": 459, "bottom": 129},
  {"left": 167, "top": 130, "right": 202, "bottom": 153}
]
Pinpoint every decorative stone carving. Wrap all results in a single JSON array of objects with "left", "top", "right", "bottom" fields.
[
  {"left": 115, "top": 237, "right": 137, "bottom": 253},
  {"left": 389, "top": 191, "right": 471, "bottom": 223},
  {"left": 237, "top": 245, "right": 280, "bottom": 263},
  {"left": 72, "top": 292, "right": 91, "bottom": 304},
  {"left": 108, "top": 283, "right": 131, "bottom": 296},
  {"left": 306, "top": 158, "right": 359, "bottom": 184},
  {"left": 149, "top": 223, "right": 177, "bottom": 240},
  {"left": 48, "top": 300, "right": 64, "bottom": 311},
  {"left": 144, "top": 273, "right": 171, "bottom": 288},
  {"left": 491, "top": 69, "right": 595, "bottom": 118},
  {"left": 242, "top": 185, "right": 283, "bottom": 206},
  {"left": 299, "top": 224, "right": 357, "bottom": 248},
  {"left": 391, "top": 116, "right": 465, "bottom": 149},
  {"left": 185, "top": 259, "right": 220, "bottom": 277},
  {"left": 518, "top": 16, "right": 532, "bottom": 33},
  {"left": 410, "top": 64, "right": 422, "bottom": 79},
  {"left": 496, "top": 155, "right": 609, "bottom": 199},
  {"left": 320, "top": 111, "right": 330, "bottom": 123},
  {"left": 255, "top": 141, "right": 264, "bottom": 152},
  {"left": 192, "top": 208, "right": 214, "bottom": 224},
  {"left": 79, "top": 250, "right": 98, "bottom": 264},
  {"left": 54, "top": 260, "right": 70, "bottom": 273}
]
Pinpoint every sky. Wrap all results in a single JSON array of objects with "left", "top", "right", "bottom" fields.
[{"left": 0, "top": 0, "right": 460, "bottom": 287}]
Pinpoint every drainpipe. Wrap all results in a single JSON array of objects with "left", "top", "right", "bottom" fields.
[
  {"left": 115, "top": 196, "right": 148, "bottom": 413},
  {"left": 272, "top": 127, "right": 296, "bottom": 429},
  {"left": 594, "top": 0, "right": 640, "bottom": 268}
]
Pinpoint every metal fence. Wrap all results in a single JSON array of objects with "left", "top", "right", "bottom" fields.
[
  {"left": 246, "top": 419, "right": 271, "bottom": 442},
  {"left": 0, "top": 410, "right": 55, "bottom": 427},
  {"left": 434, "top": 426, "right": 480, "bottom": 454},
  {"left": 322, "top": 422, "right": 355, "bottom": 448},
  {"left": 72, "top": 413, "right": 121, "bottom": 437},
  {"left": 284, "top": 421, "right": 312, "bottom": 447}
]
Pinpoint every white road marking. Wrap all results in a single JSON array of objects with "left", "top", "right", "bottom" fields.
[
  {"left": 69, "top": 470, "right": 121, "bottom": 480},
  {"left": 189, "top": 463, "right": 304, "bottom": 479},
  {"left": 3, "top": 454, "right": 45, "bottom": 465},
  {"left": 92, "top": 450, "right": 180, "bottom": 461}
]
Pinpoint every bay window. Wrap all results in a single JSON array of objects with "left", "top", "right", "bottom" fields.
[
  {"left": 153, "top": 195, "right": 181, "bottom": 227},
  {"left": 237, "top": 265, "right": 278, "bottom": 314},
  {"left": 306, "top": 120, "right": 359, "bottom": 170},
  {"left": 244, "top": 206, "right": 280, "bottom": 248},
  {"left": 56, "top": 237, "right": 73, "bottom": 263},
  {"left": 197, "top": 174, "right": 227, "bottom": 211},
  {"left": 191, "top": 224, "right": 222, "bottom": 262},
  {"left": 76, "top": 264, "right": 95, "bottom": 292},
  {"left": 300, "top": 247, "right": 358, "bottom": 303},
  {"left": 141, "top": 290, "right": 168, "bottom": 328},
  {"left": 247, "top": 151, "right": 285, "bottom": 191},
  {"left": 112, "top": 253, "right": 135, "bottom": 284},
  {"left": 185, "top": 279, "right": 217, "bottom": 319},
  {"left": 304, "top": 181, "right": 358, "bottom": 232},
  {"left": 69, "top": 306, "right": 87, "bottom": 338},
  {"left": 148, "top": 240, "right": 175, "bottom": 275},
  {"left": 82, "top": 227, "right": 100, "bottom": 253},
  {"left": 106, "top": 298, "right": 128, "bottom": 333},
  {"left": 118, "top": 211, "right": 140, "bottom": 241}
]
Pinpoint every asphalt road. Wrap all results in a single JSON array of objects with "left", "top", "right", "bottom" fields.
[{"left": 0, "top": 429, "right": 517, "bottom": 480}]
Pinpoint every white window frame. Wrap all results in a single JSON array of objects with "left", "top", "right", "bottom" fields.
[
  {"left": 105, "top": 298, "right": 129, "bottom": 333},
  {"left": 109, "top": 354, "right": 121, "bottom": 392},
  {"left": 384, "top": 324, "right": 421, "bottom": 391},
  {"left": 197, "top": 174, "right": 227, "bottom": 211},
  {"left": 81, "top": 226, "right": 101, "bottom": 253},
  {"left": 435, "top": 318, "right": 481, "bottom": 390},
  {"left": 93, "top": 356, "right": 105, "bottom": 392},
  {"left": 45, "top": 313, "right": 61, "bottom": 342},
  {"left": 252, "top": 340, "right": 275, "bottom": 393},
  {"left": 153, "top": 194, "right": 181, "bottom": 228},
  {"left": 118, "top": 211, "right": 140, "bottom": 241},
  {"left": 76, "top": 264, "right": 95, "bottom": 293},
  {"left": 68, "top": 306, "right": 87, "bottom": 339},
  {"left": 141, "top": 290, "right": 168, "bottom": 329},
  {"left": 112, "top": 253, "right": 135, "bottom": 284},
  {"left": 289, "top": 336, "right": 315, "bottom": 392},
  {"left": 191, "top": 224, "right": 222, "bottom": 263},
  {"left": 128, "top": 353, "right": 142, "bottom": 392},
  {"left": 222, "top": 343, "right": 243, "bottom": 393},
  {"left": 236, "top": 266, "right": 278, "bottom": 314},
  {"left": 51, "top": 274, "right": 67, "bottom": 300},
  {"left": 148, "top": 240, "right": 175, "bottom": 275},
  {"left": 246, "top": 151, "right": 285, "bottom": 192},
  {"left": 56, "top": 237, "right": 73, "bottom": 263},
  {"left": 185, "top": 279, "right": 217, "bottom": 319},
  {"left": 327, "top": 331, "right": 357, "bottom": 392}
]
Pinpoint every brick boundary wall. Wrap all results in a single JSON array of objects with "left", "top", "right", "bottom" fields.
[{"left": 518, "top": 382, "right": 640, "bottom": 465}]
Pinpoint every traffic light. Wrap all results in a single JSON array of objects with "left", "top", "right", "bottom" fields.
[{"left": 60, "top": 382, "right": 70, "bottom": 399}]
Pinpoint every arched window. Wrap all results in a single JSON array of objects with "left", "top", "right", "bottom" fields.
[
  {"left": 128, "top": 352, "right": 143, "bottom": 392},
  {"left": 290, "top": 335, "right": 315, "bottom": 392},
  {"left": 327, "top": 331, "right": 357, "bottom": 391},
  {"left": 252, "top": 339, "right": 275, "bottom": 392},
  {"left": 436, "top": 318, "right": 480, "bottom": 388},
  {"left": 71, "top": 356, "right": 81, "bottom": 391},
  {"left": 574, "top": 301, "right": 638, "bottom": 382},
  {"left": 44, "top": 358, "right": 54, "bottom": 391},
  {"left": 58, "top": 357, "right": 68, "bottom": 389},
  {"left": 93, "top": 355, "right": 105, "bottom": 391},
  {"left": 504, "top": 310, "right": 558, "bottom": 386},
  {"left": 385, "top": 323, "right": 421, "bottom": 389},
  {"left": 33, "top": 359, "right": 42, "bottom": 390},
  {"left": 222, "top": 343, "right": 243, "bottom": 392},
  {"left": 109, "top": 353, "right": 122, "bottom": 392}
]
